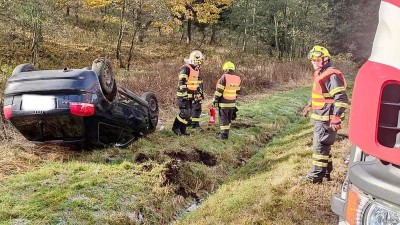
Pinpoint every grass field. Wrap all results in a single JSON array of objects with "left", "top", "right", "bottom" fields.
[
  {"left": 177, "top": 108, "right": 350, "bottom": 225},
  {"left": 0, "top": 80, "right": 354, "bottom": 224},
  {"left": 0, "top": 5, "right": 360, "bottom": 223}
]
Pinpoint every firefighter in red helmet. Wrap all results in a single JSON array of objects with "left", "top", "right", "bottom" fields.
[
  {"left": 213, "top": 61, "right": 241, "bottom": 140},
  {"left": 172, "top": 50, "right": 205, "bottom": 135},
  {"left": 302, "top": 45, "right": 349, "bottom": 183}
]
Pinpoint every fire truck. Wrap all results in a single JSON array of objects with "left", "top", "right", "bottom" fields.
[{"left": 331, "top": 0, "right": 400, "bottom": 224}]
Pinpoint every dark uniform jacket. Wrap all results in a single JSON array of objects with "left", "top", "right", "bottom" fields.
[
  {"left": 311, "top": 62, "right": 349, "bottom": 121},
  {"left": 176, "top": 64, "right": 203, "bottom": 101}
]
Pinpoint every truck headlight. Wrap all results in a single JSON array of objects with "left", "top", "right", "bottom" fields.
[{"left": 364, "top": 201, "right": 400, "bottom": 225}]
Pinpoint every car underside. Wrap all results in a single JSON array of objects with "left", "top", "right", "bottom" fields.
[{"left": 3, "top": 58, "right": 159, "bottom": 148}]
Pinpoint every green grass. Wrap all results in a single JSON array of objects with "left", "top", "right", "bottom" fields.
[
  {"left": 0, "top": 84, "right": 348, "bottom": 224},
  {"left": 0, "top": 161, "right": 178, "bottom": 224},
  {"left": 176, "top": 85, "right": 354, "bottom": 225}
]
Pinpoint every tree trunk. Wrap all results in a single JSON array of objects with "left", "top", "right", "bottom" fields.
[
  {"left": 274, "top": 14, "right": 279, "bottom": 57},
  {"left": 242, "top": 25, "right": 247, "bottom": 52},
  {"left": 138, "top": 21, "right": 151, "bottom": 43},
  {"left": 127, "top": 24, "right": 141, "bottom": 71},
  {"left": 235, "top": 33, "right": 241, "bottom": 47},
  {"left": 186, "top": 19, "right": 192, "bottom": 44},
  {"left": 283, "top": 0, "right": 288, "bottom": 57},
  {"left": 180, "top": 24, "right": 185, "bottom": 43},
  {"left": 199, "top": 29, "right": 206, "bottom": 48},
  {"left": 209, "top": 25, "right": 216, "bottom": 45},
  {"left": 242, "top": 0, "right": 250, "bottom": 52},
  {"left": 256, "top": 37, "right": 259, "bottom": 55},
  {"left": 116, "top": 0, "right": 126, "bottom": 68},
  {"left": 252, "top": 2, "right": 256, "bottom": 37},
  {"left": 30, "top": 10, "right": 41, "bottom": 66},
  {"left": 31, "top": 28, "right": 39, "bottom": 65},
  {"left": 74, "top": 5, "right": 79, "bottom": 23},
  {"left": 101, "top": 6, "right": 109, "bottom": 29}
]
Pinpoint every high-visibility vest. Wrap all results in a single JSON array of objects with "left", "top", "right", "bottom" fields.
[
  {"left": 185, "top": 64, "right": 199, "bottom": 91},
  {"left": 311, "top": 68, "right": 347, "bottom": 110},
  {"left": 220, "top": 74, "right": 241, "bottom": 101}
]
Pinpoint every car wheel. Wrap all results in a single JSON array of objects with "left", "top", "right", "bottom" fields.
[
  {"left": 141, "top": 92, "right": 159, "bottom": 131},
  {"left": 92, "top": 57, "right": 115, "bottom": 94},
  {"left": 12, "top": 63, "right": 34, "bottom": 76},
  {"left": 92, "top": 58, "right": 117, "bottom": 102}
]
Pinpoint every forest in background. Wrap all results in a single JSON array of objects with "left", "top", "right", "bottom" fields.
[
  {"left": 0, "top": 0, "right": 382, "bottom": 136},
  {"left": 0, "top": 0, "right": 380, "bottom": 69}
]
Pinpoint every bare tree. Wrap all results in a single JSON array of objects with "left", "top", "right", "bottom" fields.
[{"left": 116, "top": 0, "right": 127, "bottom": 68}]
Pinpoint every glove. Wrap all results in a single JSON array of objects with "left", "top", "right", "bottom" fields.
[
  {"left": 301, "top": 105, "right": 311, "bottom": 117},
  {"left": 330, "top": 116, "right": 342, "bottom": 131},
  {"left": 213, "top": 101, "right": 219, "bottom": 108}
]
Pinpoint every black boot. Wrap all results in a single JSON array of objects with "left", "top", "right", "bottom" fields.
[
  {"left": 172, "top": 118, "right": 182, "bottom": 136},
  {"left": 324, "top": 173, "right": 332, "bottom": 181},
  {"left": 180, "top": 124, "right": 190, "bottom": 136},
  {"left": 218, "top": 131, "right": 229, "bottom": 140},
  {"left": 301, "top": 175, "right": 323, "bottom": 184}
]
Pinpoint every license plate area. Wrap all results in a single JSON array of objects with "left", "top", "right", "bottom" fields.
[{"left": 21, "top": 94, "right": 56, "bottom": 111}]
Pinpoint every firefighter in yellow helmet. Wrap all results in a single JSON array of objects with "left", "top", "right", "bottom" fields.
[
  {"left": 213, "top": 61, "right": 241, "bottom": 139},
  {"left": 302, "top": 45, "right": 349, "bottom": 183},
  {"left": 172, "top": 50, "right": 205, "bottom": 135}
]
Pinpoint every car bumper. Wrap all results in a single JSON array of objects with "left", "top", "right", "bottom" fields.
[{"left": 331, "top": 193, "right": 346, "bottom": 221}]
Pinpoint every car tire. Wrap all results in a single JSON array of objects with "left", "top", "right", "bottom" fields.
[
  {"left": 12, "top": 63, "right": 34, "bottom": 76},
  {"left": 92, "top": 57, "right": 117, "bottom": 102},
  {"left": 92, "top": 57, "right": 115, "bottom": 94},
  {"left": 141, "top": 92, "right": 159, "bottom": 131}
]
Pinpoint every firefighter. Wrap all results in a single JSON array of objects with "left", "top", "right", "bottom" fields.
[
  {"left": 213, "top": 61, "right": 241, "bottom": 139},
  {"left": 172, "top": 50, "right": 205, "bottom": 135},
  {"left": 302, "top": 46, "right": 349, "bottom": 183}
]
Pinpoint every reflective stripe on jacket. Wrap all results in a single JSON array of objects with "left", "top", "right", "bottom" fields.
[
  {"left": 214, "top": 73, "right": 241, "bottom": 108},
  {"left": 311, "top": 68, "right": 347, "bottom": 110},
  {"left": 185, "top": 64, "right": 200, "bottom": 91}
]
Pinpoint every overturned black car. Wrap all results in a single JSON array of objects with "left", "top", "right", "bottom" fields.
[{"left": 3, "top": 58, "right": 158, "bottom": 148}]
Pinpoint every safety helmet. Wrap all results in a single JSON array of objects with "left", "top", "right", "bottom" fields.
[
  {"left": 188, "top": 50, "right": 205, "bottom": 65},
  {"left": 307, "top": 45, "right": 331, "bottom": 60},
  {"left": 222, "top": 61, "right": 235, "bottom": 71}
]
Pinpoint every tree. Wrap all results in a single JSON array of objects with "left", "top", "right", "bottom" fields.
[
  {"left": 125, "top": 0, "right": 164, "bottom": 70},
  {"left": 83, "top": 0, "right": 113, "bottom": 8},
  {"left": 6, "top": 0, "right": 51, "bottom": 65},
  {"left": 327, "top": 0, "right": 380, "bottom": 63},
  {"left": 116, "top": 0, "right": 127, "bottom": 68},
  {"left": 164, "top": 0, "right": 233, "bottom": 43},
  {"left": 220, "top": 0, "right": 333, "bottom": 58}
]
